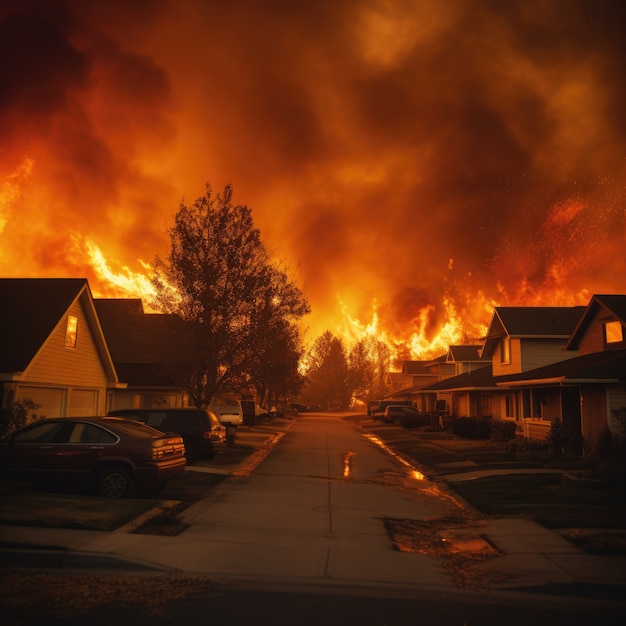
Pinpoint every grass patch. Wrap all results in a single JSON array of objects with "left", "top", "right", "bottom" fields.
[
  {"left": 451, "top": 473, "right": 626, "bottom": 529},
  {"left": 152, "top": 470, "right": 227, "bottom": 504},
  {"left": 0, "top": 488, "right": 157, "bottom": 531},
  {"left": 0, "top": 471, "right": 228, "bottom": 532}
]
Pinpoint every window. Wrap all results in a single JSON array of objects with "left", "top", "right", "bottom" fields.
[
  {"left": 500, "top": 337, "right": 511, "bottom": 364},
  {"left": 13, "top": 422, "right": 68, "bottom": 444},
  {"left": 65, "top": 315, "right": 78, "bottom": 348},
  {"left": 605, "top": 320, "right": 624, "bottom": 344},
  {"left": 504, "top": 394, "right": 517, "bottom": 419}
]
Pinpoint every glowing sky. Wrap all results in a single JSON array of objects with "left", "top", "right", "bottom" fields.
[{"left": 1, "top": 0, "right": 625, "bottom": 353}]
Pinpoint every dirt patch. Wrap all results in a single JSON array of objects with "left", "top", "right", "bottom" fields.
[
  {"left": 0, "top": 572, "right": 217, "bottom": 621},
  {"left": 556, "top": 529, "right": 626, "bottom": 555},
  {"left": 382, "top": 516, "right": 516, "bottom": 590}
]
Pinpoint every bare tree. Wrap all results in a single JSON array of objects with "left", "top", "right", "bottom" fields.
[{"left": 151, "top": 183, "right": 310, "bottom": 407}]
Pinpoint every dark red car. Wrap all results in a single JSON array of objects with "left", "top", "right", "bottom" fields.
[{"left": 0, "top": 416, "right": 186, "bottom": 497}]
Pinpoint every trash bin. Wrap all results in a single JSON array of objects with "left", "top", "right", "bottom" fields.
[{"left": 225, "top": 423, "right": 237, "bottom": 446}]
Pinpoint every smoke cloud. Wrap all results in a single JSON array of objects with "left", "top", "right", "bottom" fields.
[{"left": 1, "top": 0, "right": 625, "bottom": 350}]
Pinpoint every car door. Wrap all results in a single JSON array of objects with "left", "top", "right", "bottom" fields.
[
  {"left": 2, "top": 420, "right": 74, "bottom": 480},
  {"left": 54, "top": 422, "right": 117, "bottom": 481}
]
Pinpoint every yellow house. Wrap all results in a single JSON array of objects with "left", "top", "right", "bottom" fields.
[{"left": 0, "top": 278, "right": 124, "bottom": 418}]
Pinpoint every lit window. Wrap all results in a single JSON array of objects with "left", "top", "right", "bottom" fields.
[
  {"left": 65, "top": 315, "right": 78, "bottom": 348},
  {"left": 500, "top": 337, "right": 511, "bottom": 363},
  {"left": 605, "top": 320, "right": 624, "bottom": 344}
]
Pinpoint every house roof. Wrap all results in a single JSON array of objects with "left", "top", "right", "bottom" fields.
[
  {"left": 566, "top": 294, "right": 626, "bottom": 350},
  {"left": 422, "top": 365, "right": 499, "bottom": 391},
  {"left": 482, "top": 306, "right": 585, "bottom": 358},
  {"left": 495, "top": 348, "right": 626, "bottom": 387},
  {"left": 94, "top": 299, "right": 179, "bottom": 364},
  {"left": 402, "top": 357, "right": 446, "bottom": 375},
  {"left": 446, "top": 345, "right": 483, "bottom": 362},
  {"left": 0, "top": 278, "right": 119, "bottom": 382},
  {"left": 94, "top": 299, "right": 184, "bottom": 386}
]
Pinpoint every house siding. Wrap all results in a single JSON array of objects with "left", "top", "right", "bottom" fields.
[
  {"left": 578, "top": 308, "right": 626, "bottom": 354},
  {"left": 519, "top": 339, "right": 573, "bottom": 371},
  {"left": 492, "top": 338, "right": 522, "bottom": 376},
  {"left": 20, "top": 298, "right": 108, "bottom": 415}
]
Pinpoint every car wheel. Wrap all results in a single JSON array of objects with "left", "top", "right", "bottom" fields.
[
  {"left": 99, "top": 467, "right": 134, "bottom": 498},
  {"left": 393, "top": 417, "right": 401, "bottom": 425}
]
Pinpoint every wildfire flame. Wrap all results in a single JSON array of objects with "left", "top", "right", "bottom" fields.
[
  {"left": 2, "top": 1, "right": 624, "bottom": 367},
  {"left": 0, "top": 156, "right": 614, "bottom": 364}
]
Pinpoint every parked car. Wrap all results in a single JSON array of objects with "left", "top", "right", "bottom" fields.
[
  {"left": 289, "top": 403, "right": 309, "bottom": 412},
  {"left": 368, "top": 399, "right": 413, "bottom": 417},
  {"left": 0, "top": 416, "right": 186, "bottom": 498},
  {"left": 382, "top": 405, "right": 431, "bottom": 427},
  {"left": 209, "top": 399, "right": 244, "bottom": 425},
  {"left": 107, "top": 408, "right": 226, "bottom": 464}
]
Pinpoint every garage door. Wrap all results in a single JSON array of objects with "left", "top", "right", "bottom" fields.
[
  {"left": 16, "top": 387, "right": 64, "bottom": 418},
  {"left": 68, "top": 389, "right": 98, "bottom": 417}
]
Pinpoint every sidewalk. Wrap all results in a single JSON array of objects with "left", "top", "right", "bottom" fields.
[{"left": 1, "top": 415, "right": 625, "bottom": 605}]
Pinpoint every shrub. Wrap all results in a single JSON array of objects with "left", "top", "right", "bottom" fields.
[
  {"left": 545, "top": 420, "right": 571, "bottom": 457},
  {"left": 507, "top": 437, "right": 550, "bottom": 462},
  {"left": 452, "top": 417, "right": 492, "bottom": 439},
  {"left": 0, "top": 398, "right": 43, "bottom": 436},
  {"left": 585, "top": 407, "right": 626, "bottom": 483},
  {"left": 489, "top": 420, "right": 518, "bottom": 442}
]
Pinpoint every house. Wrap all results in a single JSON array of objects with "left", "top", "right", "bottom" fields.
[
  {"left": 93, "top": 299, "right": 188, "bottom": 411},
  {"left": 423, "top": 297, "right": 626, "bottom": 455},
  {"left": 384, "top": 371, "right": 413, "bottom": 395},
  {"left": 446, "top": 345, "right": 484, "bottom": 375},
  {"left": 496, "top": 295, "right": 626, "bottom": 453},
  {"left": 385, "top": 359, "right": 443, "bottom": 412},
  {"left": 0, "top": 278, "right": 123, "bottom": 418},
  {"left": 424, "top": 364, "right": 498, "bottom": 421},
  {"left": 388, "top": 349, "right": 486, "bottom": 414},
  {"left": 473, "top": 305, "right": 584, "bottom": 431}
]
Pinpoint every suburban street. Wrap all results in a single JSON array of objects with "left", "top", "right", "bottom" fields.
[{"left": 3, "top": 413, "right": 625, "bottom": 625}]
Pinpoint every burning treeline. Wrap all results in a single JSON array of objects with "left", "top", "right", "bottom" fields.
[{"left": 1, "top": 1, "right": 625, "bottom": 359}]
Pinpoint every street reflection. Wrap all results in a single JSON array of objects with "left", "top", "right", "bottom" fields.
[
  {"left": 364, "top": 434, "right": 426, "bottom": 480},
  {"left": 343, "top": 450, "right": 355, "bottom": 478}
]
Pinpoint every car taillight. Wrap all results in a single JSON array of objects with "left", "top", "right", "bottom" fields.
[
  {"left": 202, "top": 429, "right": 224, "bottom": 441},
  {"left": 150, "top": 437, "right": 185, "bottom": 460}
]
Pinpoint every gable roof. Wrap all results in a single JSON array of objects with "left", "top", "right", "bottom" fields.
[
  {"left": 94, "top": 299, "right": 180, "bottom": 364},
  {"left": 422, "top": 365, "right": 499, "bottom": 391},
  {"left": 0, "top": 278, "right": 119, "bottom": 381},
  {"left": 446, "top": 345, "right": 483, "bottom": 362},
  {"left": 566, "top": 294, "right": 626, "bottom": 350},
  {"left": 94, "top": 299, "right": 184, "bottom": 387},
  {"left": 482, "top": 306, "right": 585, "bottom": 358}
]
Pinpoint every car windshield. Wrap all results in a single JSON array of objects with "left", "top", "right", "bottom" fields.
[{"left": 103, "top": 419, "right": 162, "bottom": 437}]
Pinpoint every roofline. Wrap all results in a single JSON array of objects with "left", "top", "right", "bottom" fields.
[
  {"left": 19, "top": 280, "right": 122, "bottom": 386},
  {"left": 443, "top": 386, "right": 504, "bottom": 392},
  {"left": 501, "top": 377, "right": 621, "bottom": 387}
]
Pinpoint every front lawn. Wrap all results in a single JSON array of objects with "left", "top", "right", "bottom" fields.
[{"left": 450, "top": 473, "right": 626, "bottom": 529}]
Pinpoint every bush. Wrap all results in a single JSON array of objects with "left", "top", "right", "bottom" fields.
[
  {"left": 545, "top": 420, "right": 572, "bottom": 457},
  {"left": 507, "top": 437, "right": 550, "bottom": 462},
  {"left": 489, "top": 420, "right": 518, "bottom": 442},
  {"left": 0, "top": 398, "right": 42, "bottom": 436},
  {"left": 585, "top": 408, "right": 626, "bottom": 483},
  {"left": 452, "top": 417, "right": 492, "bottom": 439}
]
